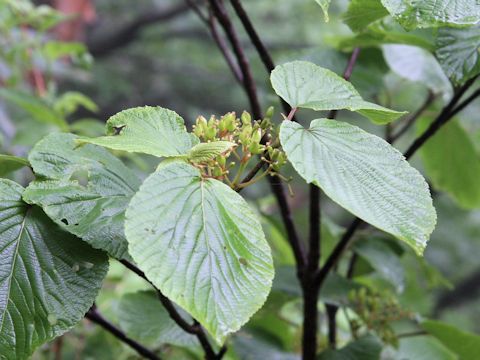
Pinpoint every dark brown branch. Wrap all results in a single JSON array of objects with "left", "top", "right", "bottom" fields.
[
  {"left": 87, "top": 3, "right": 191, "bottom": 57},
  {"left": 85, "top": 306, "right": 161, "bottom": 360},
  {"left": 228, "top": 0, "right": 292, "bottom": 117},
  {"left": 404, "top": 77, "right": 478, "bottom": 160},
  {"left": 207, "top": 0, "right": 262, "bottom": 119},
  {"left": 325, "top": 304, "right": 338, "bottom": 348},
  {"left": 208, "top": 12, "right": 243, "bottom": 83},
  {"left": 119, "top": 260, "right": 224, "bottom": 360},
  {"left": 389, "top": 91, "right": 436, "bottom": 143}
]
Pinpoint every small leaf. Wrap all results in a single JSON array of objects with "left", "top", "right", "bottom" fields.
[
  {"left": 383, "top": 45, "right": 453, "bottom": 101},
  {"left": 188, "top": 141, "right": 235, "bottom": 163},
  {"left": 0, "top": 154, "right": 30, "bottom": 176},
  {"left": 318, "top": 336, "right": 383, "bottom": 360},
  {"left": 23, "top": 133, "right": 141, "bottom": 259},
  {"left": 436, "top": 25, "right": 480, "bottom": 85},
  {"left": 0, "top": 179, "right": 108, "bottom": 359},
  {"left": 380, "top": 0, "right": 480, "bottom": 30},
  {"left": 54, "top": 91, "right": 98, "bottom": 117},
  {"left": 280, "top": 119, "right": 436, "bottom": 255},
  {"left": 315, "top": 0, "right": 331, "bottom": 21},
  {"left": 418, "top": 117, "right": 480, "bottom": 209},
  {"left": 0, "top": 88, "right": 67, "bottom": 130},
  {"left": 354, "top": 237, "right": 405, "bottom": 292},
  {"left": 78, "top": 106, "right": 199, "bottom": 157},
  {"left": 118, "top": 291, "right": 197, "bottom": 348},
  {"left": 125, "top": 161, "right": 274, "bottom": 344},
  {"left": 343, "top": 0, "right": 389, "bottom": 32},
  {"left": 271, "top": 61, "right": 405, "bottom": 124},
  {"left": 422, "top": 320, "right": 480, "bottom": 360}
]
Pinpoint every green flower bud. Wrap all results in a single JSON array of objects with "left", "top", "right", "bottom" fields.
[
  {"left": 241, "top": 111, "right": 251, "bottom": 126},
  {"left": 265, "top": 106, "right": 274, "bottom": 119}
]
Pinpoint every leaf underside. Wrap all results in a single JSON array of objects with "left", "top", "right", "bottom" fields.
[
  {"left": 271, "top": 61, "right": 406, "bottom": 124},
  {"left": 280, "top": 119, "right": 436, "bottom": 255}
]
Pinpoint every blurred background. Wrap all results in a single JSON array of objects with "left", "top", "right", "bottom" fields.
[{"left": 1, "top": 0, "right": 480, "bottom": 358}]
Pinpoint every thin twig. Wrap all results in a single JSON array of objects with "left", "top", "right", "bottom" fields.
[
  {"left": 207, "top": 0, "right": 262, "bottom": 119},
  {"left": 85, "top": 306, "right": 161, "bottom": 360},
  {"left": 389, "top": 91, "right": 436, "bottom": 143},
  {"left": 119, "top": 260, "right": 224, "bottom": 360},
  {"left": 228, "top": 0, "right": 293, "bottom": 117}
]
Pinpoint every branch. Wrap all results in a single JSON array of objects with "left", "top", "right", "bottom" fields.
[
  {"left": 119, "top": 260, "right": 224, "bottom": 360},
  {"left": 85, "top": 306, "right": 161, "bottom": 360},
  {"left": 207, "top": 0, "right": 262, "bottom": 119},
  {"left": 404, "top": 77, "right": 478, "bottom": 160},
  {"left": 228, "top": 0, "right": 291, "bottom": 117},
  {"left": 389, "top": 91, "right": 436, "bottom": 143},
  {"left": 434, "top": 267, "right": 480, "bottom": 315},
  {"left": 87, "top": 3, "right": 191, "bottom": 57}
]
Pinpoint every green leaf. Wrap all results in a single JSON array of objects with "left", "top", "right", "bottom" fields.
[
  {"left": 353, "top": 237, "right": 405, "bottom": 291},
  {"left": 0, "top": 154, "right": 30, "bottom": 176},
  {"left": 383, "top": 45, "right": 453, "bottom": 100},
  {"left": 125, "top": 161, "right": 274, "bottom": 344},
  {"left": 280, "top": 119, "right": 436, "bottom": 255},
  {"left": 315, "top": 0, "right": 331, "bottom": 21},
  {"left": 0, "top": 88, "right": 68, "bottom": 130},
  {"left": 118, "top": 291, "right": 196, "bottom": 348},
  {"left": 422, "top": 320, "right": 480, "bottom": 360},
  {"left": 78, "top": 106, "right": 199, "bottom": 157},
  {"left": 187, "top": 141, "right": 235, "bottom": 163},
  {"left": 417, "top": 117, "right": 480, "bottom": 209},
  {"left": 380, "top": 0, "right": 480, "bottom": 30},
  {"left": 343, "top": 0, "right": 389, "bottom": 32},
  {"left": 54, "top": 91, "right": 98, "bottom": 117},
  {"left": 0, "top": 179, "right": 108, "bottom": 359},
  {"left": 436, "top": 25, "right": 480, "bottom": 85},
  {"left": 42, "top": 41, "right": 88, "bottom": 61},
  {"left": 318, "top": 335, "right": 383, "bottom": 360},
  {"left": 271, "top": 61, "right": 405, "bottom": 124},
  {"left": 23, "top": 133, "right": 141, "bottom": 259}
]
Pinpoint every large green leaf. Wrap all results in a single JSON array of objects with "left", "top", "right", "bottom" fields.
[
  {"left": 0, "top": 179, "right": 108, "bottom": 359},
  {"left": 381, "top": 0, "right": 480, "bottom": 30},
  {"left": 23, "top": 133, "right": 141, "bottom": 259},
  {"left": 271, "top": 61, "right": 405, "bottom": 124},
  {"left": 343, "top": 0, "right": 389, "bottom": 32},
  {"left": 318, "top": 335, "right": 383, "bottom": 360},
  {"left": 280, "top": 119, "right": 436, "bottom": 255},
  {"left": 78, "top": 106, "right": 199, "bottom": 157},
  {"left": 118, "top": 291, "right": 196, "bottom": 348},
  {"left": 315, "top": 0, "right": 331, "bottom": 21},
  {"left": 422, "top": 320, "right": 480, "bottom": 360},
  {"left": 383, "top": 44, "right": 453, "bottom": 100},
  {"left": 436, "top": 25, "right": 480, "bottom": 85},
  {"left": 125, "top": 161, "right": 274, "bottom": 344},
  {"left": 417, "top": 117, "right": 480, "bottom": 209}
]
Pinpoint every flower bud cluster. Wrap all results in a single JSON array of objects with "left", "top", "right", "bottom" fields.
[
  {"left": 348, "top": 288, "right": 413, "bottom": 346},
  {"left": 191, "top": 107, "right": 287, "bottom": 188}
]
